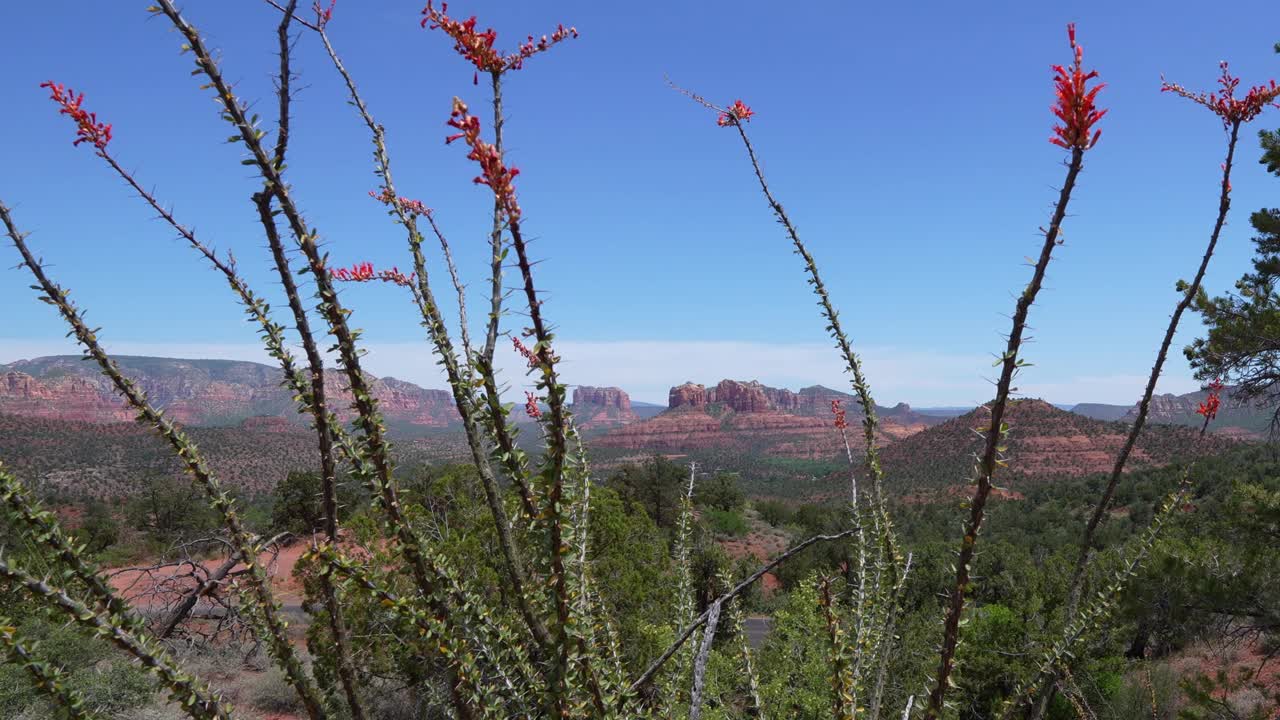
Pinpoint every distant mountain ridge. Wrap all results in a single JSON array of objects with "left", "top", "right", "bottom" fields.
[
  {"left": 0, "top": 356, "right": 1256, "bottom": 501},
  {"left": 6, "top": 354, "right": 1270, "bottom": 446},
  {"left": 0, "top": 355, "right": 646, "bottom": 432},
  {"left": 1069, "top": 386, "right": 1279, "bottom": 438},
  {"left": 0, "top": 412, "right": 469, "bottom": 498},
  {"left": 0, "top": 355, "right": 458, "bottom": 428},
  {"left": 1068, "top": 402, "right": 1131, "bottom": 422}
]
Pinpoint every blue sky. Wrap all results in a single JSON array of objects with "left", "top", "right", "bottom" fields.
[{"left": 2, "top": 1, "right": 1279, "bottom": 406}]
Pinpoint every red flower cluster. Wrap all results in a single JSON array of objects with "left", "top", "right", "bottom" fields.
[
  {"left": 831, "top": 399, "right": 848, "bottom": 430},
  {"left": 447, "top": 98, "right": 521, "bottom": 219},
  {"left": 1195, "top": 378, "right": 1225, "bottom": 421},
  {"left": 40, "top": 81, "right": 113, "bottom": 150},
  {"left": 421, "top": 2, "right": 576, "bottom": 77},
  {"left": 1162, "top": 62, "right": 1280, "bottom": 129},
  {"left": 313, "top": 0, "right": 335, "bottom": 29},
  {"left": 369, "top": 187, "right": 431, "bottom": 217},
  {"left": 524, "top": 391, "right": 543, "bottom": 419},
  {"left": 329, "top": 262, "right": 416, "bottom": 288},
  {"left": 1050, "top": 24, "right": 1106, "bottom": 150},
  {"left": 512, "top": 336, "right": 538, "bottom": 368},
  {"left": 716, "top": 100, "right": 755, "bottom": 127}
]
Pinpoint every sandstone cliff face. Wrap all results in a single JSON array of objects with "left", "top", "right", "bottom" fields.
[
  {"left": 326, "top": 376, "right": 457, "bottom": 427},
  {"left": 666, "top": 379, "right": 929, "bottom": 421},
  {"left": 711, "top": 380, "right": 774, "bottom": 413},
  {"left": 669, "top": 383, "right": 708, "bottom": 409},
  {"left": 600, "top": 379, "right": 941, "bottom": 458},
  {"left": 1, "top": 370, "right": 135, "bottom": 423},
  {"left": 571, "top": 386, "right": 638, "bottom": 430},
  {"left": 0, "top": 356, "right": 459, "bottom": 429},
  {"left": 573, "top": 386, "right": 632, "bottom": 412}
]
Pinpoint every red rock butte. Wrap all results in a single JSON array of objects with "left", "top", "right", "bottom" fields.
[
  {"left": 570, "top": 386, "right": 638, "bottom": 430},
  {"left": 600, "top": 379, "right": 941, "bottom": 458}
]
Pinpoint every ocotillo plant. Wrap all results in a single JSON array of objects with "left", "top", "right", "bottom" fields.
[
  {"left": 1020, "top": 60, "right": 1280, "bottom": 720},
  {"left": 921, "top": 24, "right": 1105, "bottom": 720},
  {"left": 0, "top": 6, "right": 1269, "bottom": 720}
]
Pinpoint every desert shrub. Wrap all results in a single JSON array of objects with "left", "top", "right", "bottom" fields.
[
  {"left": 124, "top": 474, "right": 219, "bottom": 544},
  {"left": 695, "top": 473, "right": 745, "bottom": 512},
  {"left": 755, "top": 581, "right": 833, "bottom": 718},
  {"left": 755, "top": 499, "right": 794, "bottom": 527},
  {"left": 73, "top": 499, "right": 120, "bottom": 555},
  {"left": 245, "top": 667, "right": 306, "bottom": 715},
  {"left": 0, "top": 620, "right": 153, "bottom": 718},
  {"left": 269, "top": 470, "right": 364, "bottom": 536},
  {"left": 706, "top": 509, "right": 748, "bottom": 537}
]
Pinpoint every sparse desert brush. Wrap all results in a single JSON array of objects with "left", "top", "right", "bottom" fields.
[{"left": 1, "top": 4, "right": 1277, "bottom": 720}]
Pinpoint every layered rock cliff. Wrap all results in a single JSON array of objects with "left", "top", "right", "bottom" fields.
[
  {"left": 571, "top": 386, "right": 638, "bottom": 430},
  {"left": 0, "top": 356, "right": 458, "bottom": 428},
  {"left": 600, "top": 379, "right": 942, "bottom": 458},
  {"left": 668, "top": 379, "right": 928, "bottom": 421}
]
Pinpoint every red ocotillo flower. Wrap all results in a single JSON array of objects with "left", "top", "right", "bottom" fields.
[
  {"left": 717, "top": 99, "right": 755, "bottom": 127},
  {"left": 40, "top": 82, "right": 113, "bottom": 150},
  {"left": 1050, "top": 24, "right": 1106, "bottom": 150},
  {"left": 421, "top": 2, "right": 576, "bottom": 78},
  {"left": 447, "top": 98, "right": 522, "bottom": 219},
  {"left": 512, "top": 336, "right": 538, "bottom": 368},
  {"left": 524, "top": 391, "right": 543, "bottom": 419},
  {"left": 831, "top": 399, "right": 849, "bottom": 430},
  {"left": 1196, "top": 377, "right": 1225, "bottom": 421},
  {"left": 330, "top": 262, "right": 415, "bottom": 288},
  {"left": 1162, "top": 62, "right": 1280, "bottom": 130}
]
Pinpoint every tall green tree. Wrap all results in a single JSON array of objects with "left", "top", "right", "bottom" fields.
[
  {"left": 604, "top": 455, "right": 687, "bottom": 530},
  {"left": 1186, "top": 104, "right": 1280, "bottom": 416}
]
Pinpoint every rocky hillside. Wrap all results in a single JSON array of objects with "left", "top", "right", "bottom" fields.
[
  {"left": 595, "top": 379, "right": 942, "bottom": 458},
  {"left": 876, "top": 398, "right": 1237, "bottom": 493},
  {"left": 0, "top": 412, "right": 470, "bottom": 498}
]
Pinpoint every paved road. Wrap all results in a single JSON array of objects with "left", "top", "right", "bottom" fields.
[{"left": 743, "top": 616, "right": 773, "bottom": 649}]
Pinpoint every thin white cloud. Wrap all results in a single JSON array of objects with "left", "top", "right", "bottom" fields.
[
  {"left": 0, "top": 337, "right": 1195, "bottom": 408},
  {"left": 0, "top": 339, "right": 273, "bottom": 365}
]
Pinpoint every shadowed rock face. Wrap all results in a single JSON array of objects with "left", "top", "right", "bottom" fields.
[{"left": 0, "top": 356, "right": 458, "bottom": 428}]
